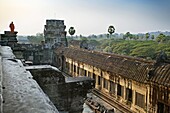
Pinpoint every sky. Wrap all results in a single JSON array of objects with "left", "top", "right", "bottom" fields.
[{"left": 0, "top": 0, "right": 170, "bottom": 36}]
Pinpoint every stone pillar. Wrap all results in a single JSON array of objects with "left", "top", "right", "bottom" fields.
[
  {"left": 108, "top": 80, "right": 111, "bottom": 92},
  {"left": 115, "top": 84, "right": 118, "bottom": 99},
  {"left": 132, "top": 90, "right": 136, "bottom": 106},
  {"left": 75, "top": 65, "right": 78, "bottom": 77},
  {"left": 69, "top": 63, "right": 72, "bottom": 75},
  {"left": 97, "top": 75, "right": 99, "bottom": 85},
  {"left": 79, "top": 68, "right": 82, "bottom": 76},
  {"left": 146, "top": 85, "right": 150, "bottom": 113},
  {"left": 0, "top": 31, "right": 18, "bottom": 49},
  {"left": 101, "top": 77, "right": 104, "bottom": 89},
  {"left": 96, "top": 75, "right": 99, "bottom": 89},
  {"left": 123, "top": 86, "right": 126, "bottom": 100}
]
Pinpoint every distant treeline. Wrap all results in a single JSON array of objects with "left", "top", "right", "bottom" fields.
[{"left": 71, "top": 33, "right": 170, "bottom": 60}]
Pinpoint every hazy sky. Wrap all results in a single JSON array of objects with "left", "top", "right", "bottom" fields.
[{"left": 0, "top": 0, "right": 170, "bottom": 36}]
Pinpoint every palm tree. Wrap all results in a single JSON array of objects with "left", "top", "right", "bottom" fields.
[
  {"left": 108, "top": 25, "right": 115, "bottom": 38},
  {"left": 107, "top": 25, "right": 115, "bottom": 52},
  {"left": 69, "top": 27, "right": 75, "bottom": 36}
]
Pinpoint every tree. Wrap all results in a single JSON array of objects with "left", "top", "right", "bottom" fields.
[
  {"left": 129, "top": 34, "right": 133, "bottom": 40},
  {"left": 27, "top": 33, "right": 44, "bottom": 44},
  {"left": 108, "top": 25, "right": 115, "bottom": 38},
  {"left": 145, "top": 33, "right": 150, "bottom": 40},
  {"left": 106, "top": 34, "right": 109, "bottom": 38},
  {"left": 164, "top": 36, "right": 170, "bottom": 42},
  {"left": 36, "top": 33, "right": 43, "bottom": 37},
  {"left": 151, "top": 35, "right": 154, "bottom": 40},
  {"left": 123, "top": 35, "right": 126, "bottom": 40},
  {"left": 80, "top": 37, "right": 88, "bottom": 41},
  {"left": 125, "top": 32, "right": 131, "bottom": 40},
  {"left": 69, "top": 27, "right": 75, "bottom": 36},
  {"left": 156, "top": 33, "right": 166, "bottom": 43},
  {"left": 136, "top": 35, "right": 139, "bottom": 40},
  {"left": 140, "top": 35, "right": 144, "bottom": 40}
]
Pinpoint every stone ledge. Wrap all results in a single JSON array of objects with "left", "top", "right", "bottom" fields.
[
  {"left": 0, "top": 55, "right": 3, "bottom": 113},
  {"left": 0, "top": 46, "right": 59, "bottom": 113},
  {"left": 4, "top": 31, "right": 18, "bottom": 35}
]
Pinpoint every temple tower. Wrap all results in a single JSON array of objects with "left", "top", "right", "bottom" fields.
[{"left": 44, "top": 20, "right": 67, "bottom": 48}]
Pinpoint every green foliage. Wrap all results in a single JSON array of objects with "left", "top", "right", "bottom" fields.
[
  {"left": 88, "top": 39, "right": 100, "bottom": 46},
  {"left": 97, "top": 39, "right": 170, "bottom": 60},
  {"left": 80, "top": 37, "right": 88, "bottom": 41},
  {"left": 100, "top": 39, "right": 110, "bottom": 49},
  {"left": 103, "top": 46, "right": 112, "bottom": 53},
  {"left": 124, "top": 32, "right": 130, "bottom": 39},
  {"left": 69, "top": 27, "right": 76, "bottom": 36},
  {"left": 145, "top": 33, "right": 150, "bottom": 40},
  {"left": 66, "top": 37, "right": 74, "bottom": 42},
  {"left": 130, "top": 46, "right": 156, "bottom": 59},
  {"left": 132, "top": 41, "right": 156, "bottom": 49},
  {"left": 155, "top": 43, "right": 170, "bottom": 56},
  {"left": 112, "top": 41, "right": 135, "bottom": 55},
  {"left": 27, "top": 33, "right": 44, "bottom": 44},
  {"left": 151, "top": 35, "right": 154, "bottom": 40},
  {"left": 74, "top": 33, "right": 170, "bottom": 60},
  {"left": 156, "top": 33, "right": 166, "bottom": 43},
  {"left": 108, "top": 25, "right": 115, "bottom": 35}
]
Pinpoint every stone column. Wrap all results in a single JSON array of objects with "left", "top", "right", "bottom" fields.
[
  {"left": 123, "top": 86, "right": 126, "bottom": 100},
  {"left": 0, "top": 31, "right": 18, "bottom": 49},
  {"left": 101, "top": 77, "right": 104, "bottom": 90},
  {"left": 108, "top": 80, "right": 111, "bottom": 92},
  {"left": 132, "top": 90, "right": 136, "bottom": 106},
  {"left": 75, "top": 65, "right": 78, "bottom": 77},
  {"left": 69, "top": 63, "right": 72, "bottom": 75},
  {"left": 115, "top": 84, "right": 118, "bottom": 99}
]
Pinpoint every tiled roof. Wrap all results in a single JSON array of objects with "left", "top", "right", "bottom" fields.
[
  {"left": 55, "top": 47, "right": 170, "bottom": 86},
  {"left": 149, "top": 63, "right": 170, "bottom": 87}
]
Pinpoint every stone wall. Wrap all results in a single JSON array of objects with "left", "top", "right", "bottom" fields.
[
  {"left": 0, "top": 56, "right": 3, "bottom": 113},
  {"left": 27, "top": 65, "right": 94, "bottom": 113},
  {"left": 0, "top": 46, "right": 59, "bottom": 113},
  {"left": 29, "top": 69, "right": 67, "bottom": 111},
  {"left": 0, "top": 31, "right": 18, "bottom": 48}
]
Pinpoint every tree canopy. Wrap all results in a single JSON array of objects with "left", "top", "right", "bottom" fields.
[
  {"left": 27, "top": 33, "right": 44, "bottom": 44},
  {"left": 69, "top": 27, "right": 76, "bottom": 36},
  {"left": 108, "top": 25, "right": 115, "bottom": 35},
  {"left": 97, "top": 38, "right": 170, "bottom": 60}
]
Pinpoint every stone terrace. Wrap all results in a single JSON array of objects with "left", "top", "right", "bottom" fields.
[{"left": 0, "top": 46, "right": 59, "bottom": 113}]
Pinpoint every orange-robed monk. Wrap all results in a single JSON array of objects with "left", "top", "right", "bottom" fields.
[{"left": 9, "top": 22, "right": 15, "bottom": 32}]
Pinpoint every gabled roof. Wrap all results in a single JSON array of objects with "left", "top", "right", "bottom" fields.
[{"left": 55, "top": 47, "right": 170, "bottom": 86}]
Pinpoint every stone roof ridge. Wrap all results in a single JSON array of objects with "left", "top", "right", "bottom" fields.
[
  {"left": 68, "top": 48, "right": 155, "bottom": 64},
  {"left": 63, "top": 47, "right": 155, "bottom": 64}
]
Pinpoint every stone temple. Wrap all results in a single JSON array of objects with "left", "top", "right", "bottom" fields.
[
  {"left": 0, "top": 20, "right": 94, "bottom": 113},
  {"left": 0, "top": 19, "right": 170, "bottom": 113},
  {"left": 44, "top": 20, "right": 67, "bottom": 48}
]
